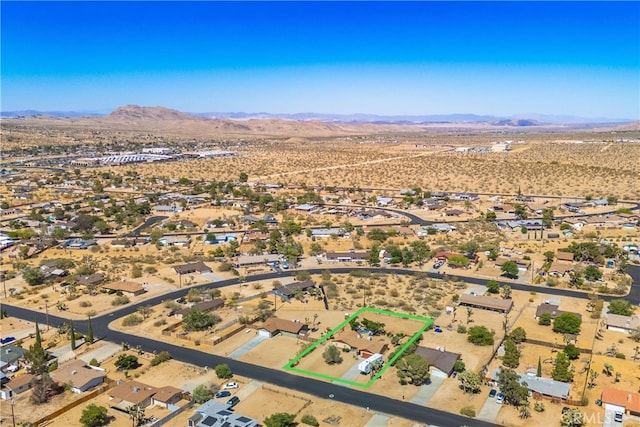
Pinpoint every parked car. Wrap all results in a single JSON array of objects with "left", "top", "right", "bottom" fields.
[
  {"left": 215, "top": 391, "right": 231, "bottom": 399},
  {"left": 488, "top": 389, "right": 497, "bottom": 398},
  {"left": 281, "top": 259, "right": 289, "bottom": 269},
  {"left": 0, "top": 336, "right": 16, "bottom": 345},
  {"left": 496, "top": 393, "right": 504, "bottom": 404},
  {"left": 226, "top": 396, "right": 240, "bottom": 408},
  {"left": 433, "top": 260, "right": 445, "bottom": 269},
  {"left": 223, "top": 382, "right": 239, "bottom": 389},
  {"left": 614, "top": 411, "right": 623, "bottom": 423}
]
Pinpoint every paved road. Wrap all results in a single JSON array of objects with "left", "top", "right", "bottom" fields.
[
  {"left": 128, "top": 215, "right": 168, "bottom": 236},
  {"left": 3, "top": 264, "right": 639, "bottom": 427}
]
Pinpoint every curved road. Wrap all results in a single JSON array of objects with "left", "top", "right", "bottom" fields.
[{"left": 3, "top": 265, "right": 640, "bottom": 426}]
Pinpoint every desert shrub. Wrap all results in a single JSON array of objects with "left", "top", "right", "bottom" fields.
[
  {"left": 460, "top": 406, "right": 476, "bottom": 417},
  {"left": 301, "top": 414, "right": 319, "bottom": 427},
  {"left": 457, "top": 324, "right": 467, "bottom": 334},
  {"left": 79, "top": 301, "right": 92, "bottom": 308},
  {"left": 150, "top": 351, "right": 172, "bottom": 366},
  {"left": 112, "top": 295, "right": 130, "bottom": 306},
  {"left": 89, "top": 358, "right": 99, "bottom": 366},
  {"left": 615, "top": 353, "right": 626, "bottom": 359},
  {"left": 122, "top": 314, "right": 143, "bottom": 327}
]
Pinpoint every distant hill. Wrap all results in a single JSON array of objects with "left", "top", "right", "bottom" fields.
[
  {"left": 1, "top": 105, "right": 635, "bottom": 132},
  {"left": 108, "top": 105, "right": 204, "bottom": 121}
]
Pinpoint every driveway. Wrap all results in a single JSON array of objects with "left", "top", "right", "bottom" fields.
[
  {"left": 409, "top": 376, "right": 445, "bottom": 405},
  {"left": 339, "top": 359, "right": 366, "bottom": 383},
  {"left": 227, "top": 335, "right": 268, "bottom": 359},
  {"left": 79, "top": 342, "right": 121, "bottom": 364},
  {"left": 476, "top": 391, "right": 503, "bottom": 423}
]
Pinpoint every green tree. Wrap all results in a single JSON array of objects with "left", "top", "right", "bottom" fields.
[
  {"left": 114, "top": 354, "right": 139, "bottom": 370},
  {"left": 502, "top": 339, "right": 521, "bottom": 368},
  {"left": 553, "top": 313, "right": 582, "bottom": 334},
  {"left": 485, "top": 211, "right": 497, "bottom": 221},
  {"left": 215, "top": 363, "right": 233, "bottom": 379},
  {"left": 538, "top": 312, "right": 552, "bottom": 326},
  {"left": 127, "top": 404, "right": 145, "bottom": 427},
  {"left": 551, "top": 352, "right": 574, "bottom": 382},
  {"left": 584, "top": 265, "right": 602, "bottom": 282},
  {"left": 563, "top": 344, "right": 580, "bottom": 360},
  {"left": 86, "top": 316, "right": 94, "bottom": 344},
  {"left": 301, "top": 414, "right": 320, "bottom": 427},
  {"left": 182, "top": 309, "right": 222, "bottom": 332},
  {"left": 264, "top": 412, "right": 296, "bottom": 427},
  {"left": 448, "top": 254, "right": 470, "bottom": 268},
  {"left": 366, "top": 228, "right": 388, "bottom": 242},
  {"left": 239, "top": 172, "right": 249, "bottom": 182},
  {"left": 467, "top": 326, "right": 494, "bottom": 346},
  {"left": 543, "top": 251, "right": 555, "bottom": 263},
  {"left": 23, "top": 267, "right": 45, "bottom": 286},
  {"left": 192, "top": 384, "right": 214, "bottom": 403},
  {"left": 70, "top": 320, "right": 76, "bottom": 350},
  {"left": 509, "top": 327, "right": 527, "bottom": 344},
  {"left": 458, "top": 370, "right": 482, "bottom": 394},
  {"left": 396, "top": 353, "right": 430, "bottom": 385},
  {"left": 514, "top": 204, "right": 528, "bottom": 219},
  {"left": 608, "top": 299, "right": 635, "bottom": 316},
  {"left": 497, "top": 368, "right": 529, "bottom": 406},
  {"left": 542, "top": 208, "right": 555, "bottom": 228},
  {"left": 486, "top": 280, "right": 500, "bottom": 294},
  {"left": 150, "top": 351, "right": 172, "bottom": 366},
  {"left": 80, "top": 404, "right": 108, "bottom": 427},
  {"left": 537, "top": 357, "right": 542, "bottom": 377},
  {"left": 501, "top": 261, "right": 519, "bottom": 278},
  {"left": 322, "top": 345, "right": 343, "bottom": 364},
  {"left": 501, "top": 284, "right": 512, "bottom": 300}
]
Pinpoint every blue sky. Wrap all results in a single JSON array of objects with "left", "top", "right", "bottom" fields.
[{"left": 2, "top": 1, "right": 639, "bottom": 119}]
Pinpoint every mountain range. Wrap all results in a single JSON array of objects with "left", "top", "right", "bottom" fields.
[{"left": 1, "top": 105, "right": 634, "bottom": 125}]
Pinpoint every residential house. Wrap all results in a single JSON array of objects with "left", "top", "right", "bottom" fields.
[
  {"left": 322, "top": 251, "right": 369, "bottom": 263},
  {"left": 273, "top": 280, "right": 316, "bottom": 300},
  {"left": 188, "top": 399, "right": 259, "bottom": 427},
  {"left": 332, "top": 330, "right": 387, "bottom": 358},
  {"left": 76, "top": 273, "right": 106, "bottom": 287},
  {"left": 204, "top": 233, "right": 238, "bottom": 244},
  {"left": 556, "top": 251, "right": 575, "bottom": 262},
  {"left": 458, "top": 294, "right": 513, "bottom": 313},
  {"left": 236, "top": 254, "right": 280, "bottom": 268},
  {"left": 0, "top": 373, "right": 33, "bottom": 400},
  {"left": 159, "top": 236, "right": 191, "bottom": 247},
  {"left": 605, "top": 314, "right": 640, "bottom": 334},
  {"left": 294, "top": 204, "right": 318, "bottom": 213},
  {"left": 495, "top": 256, "right": 530, "bottom": 272},
  {"left": 430, "top": 191, "right": 449, "bottom": 200},
  {"left": 453, "top": 193, "right": 479, "bottom": 201},
  {"left": 491, "top": 369, "right": 570, "bottom": 400},
  {"left": 60, "top": 238, "right": 97, "bottom": 250},
  {"left": 422, "top": 198, "right": 443, "bottom": 210},
  {"left": 0, "top": 345, "right": 26, "bottom": 373},
  {"left": 101, "top": 281, "right": 146, "bottom": 297},
  {"left": 108, "top": 380, "right": 158, "bottom": 411},
  {"left": 152, "top": 385, "right": 183, "bottom": 409},
  {"left": 256, "top": 318, "right": 308, "bottom": 338},
  {"left": 51, "top": 359, "right": 105, "bottom": 393},
  {"left": 601, "top": 387, "right": 640, "bottom": 416},
  {"left": 376, "top": 196, "right": 394, "bottom": 207},
  {"left": 414, "top": 347, "right": 461, "bottom": 378},
  {"left": 547, "top": 262, "right": 574, "bottom": 277},
  {"left": 173, "top": 262, "right": 212, "bottom": 275},
  {"left": 443, "top": 209, "right": 465, "bottom": 217},
  {"left": 534, "top": 303, "right": 582, "bottom": 321},
  {"left": 311, "top": 228, "right": 344, "bottom": 238},
  {"left": 154, "top": 205, "right": 183, "bottom": 213},
  {"left": 174, "top": 299, "right": 225, "bottom": 319}
]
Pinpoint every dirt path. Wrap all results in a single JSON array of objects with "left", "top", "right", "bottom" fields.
[{"left": 249, "top": 150, "right": 441, "bottom": 182}]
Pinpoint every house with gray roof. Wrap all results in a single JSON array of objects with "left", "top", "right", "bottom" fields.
[
  {"left": 491, "top": 369, "right": 571, "bottom": 400},
  {"left": 188, "top": 399, "right": 258, "bottom": 427},
  {"left": 414, "top": 347, "right": 461, "bottom": 378}
]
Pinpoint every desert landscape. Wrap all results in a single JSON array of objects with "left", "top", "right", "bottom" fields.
[{"left": 0, "top": 107, "right": 639, "bottom": 427}]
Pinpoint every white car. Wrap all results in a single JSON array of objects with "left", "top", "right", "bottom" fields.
[{"left": 223, "top": 382, "right": 239, "bottom": 389}]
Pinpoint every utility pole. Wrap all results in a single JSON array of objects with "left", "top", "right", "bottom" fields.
[
  {"left": 1, "top": 270, "right": 6, "bottom": 299},
  {"left": 11, "top": 398, "right": 16, "bottom": 427}
]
